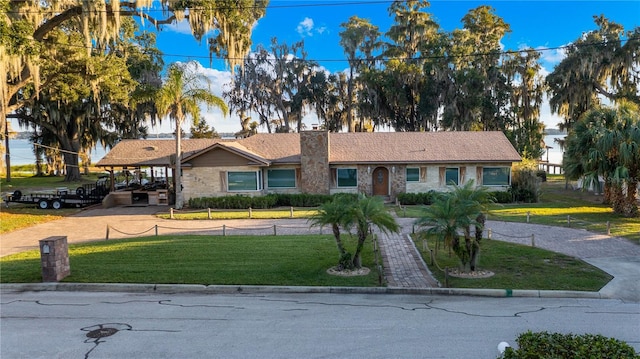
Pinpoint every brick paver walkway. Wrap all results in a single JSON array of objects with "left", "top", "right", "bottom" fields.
[{"left": 378, "top": 231, "right": 439, "bottom": 288}]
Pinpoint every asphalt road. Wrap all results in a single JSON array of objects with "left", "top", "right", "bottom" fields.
[{"left": 1, "top": 291, "right": 639, "bottom": 358}]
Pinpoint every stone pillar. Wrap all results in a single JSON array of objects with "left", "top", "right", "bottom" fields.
[
  {"left": 39, "top": 236, "right": 70, "bottom": 282},
  {"left": 300, "top": 131, "right": 330, "bottom": 194}
]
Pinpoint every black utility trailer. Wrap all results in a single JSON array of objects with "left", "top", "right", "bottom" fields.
[{"left": 4, "top": 178, "right": 110, "bottom": 209}]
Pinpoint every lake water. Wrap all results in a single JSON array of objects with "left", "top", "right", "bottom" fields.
[
  {"left": 5, "top": 139, "right": 107, "bottom": 166},
  {"left": 542, "top": 134, "right": 566, "bottom": 164},
  {"left": 4, "top": 134, "right": 566, "bottom": 166}
]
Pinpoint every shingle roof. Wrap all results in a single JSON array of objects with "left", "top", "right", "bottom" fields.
[
  {"left": 328, "top": 131, "right": 521, "bottom": 163},
  {"left": 96, "top": 131, "right": 520, "bottom": 168},
  {"left": 96, "top": 138, "right": 222, "bottom": 167}
]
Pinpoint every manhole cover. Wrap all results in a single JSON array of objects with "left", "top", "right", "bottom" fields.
[{"left": 86, "top": 328, "right": 119, "bottom": 339}]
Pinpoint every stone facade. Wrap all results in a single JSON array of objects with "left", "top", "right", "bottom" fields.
[
  {"left": 182, "top": 165, "right": 261, "bottom": 201},
  {"left": 300, "top": 131, "right": 330, "bottom": 194},
  {"left": 39, "top": 236, "right": 70, "bottom": 282}
]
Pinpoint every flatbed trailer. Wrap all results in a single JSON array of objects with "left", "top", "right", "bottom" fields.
[{"left": 4, "top": 178, "right": 110, "bottom": 210}]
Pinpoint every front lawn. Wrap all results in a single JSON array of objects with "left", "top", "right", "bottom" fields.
[
  {"left": 413, "top": 235, "right": 612, "bottom": 291},
  {"left": 0, "top": 235, "right": 381, "bottom": 287}
]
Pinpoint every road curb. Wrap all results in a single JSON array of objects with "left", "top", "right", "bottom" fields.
[{"left": 0, "top": 283, "right": 604, "bottom": 299}]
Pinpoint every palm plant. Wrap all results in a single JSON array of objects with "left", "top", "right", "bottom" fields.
[
  {"left": 345, "top": 195, "right": 400, "bottom": 268},
  {"left": 308, "top": 195, "right": 353, "bottom": 269},
  {"left": 309, "top": 194, "right": 399, "bottom": 270},
  {"left": 416, "top": 185, "right": 486, "bottom": 272},
  {"left": 450, "top": 180, "right": 494, "bottom": 270},
  {"left": 155, "top": 61, "right": 228, "bottom": 209},
  {"left": 564, "top": 103, "right": 640, "bottom": 217}
]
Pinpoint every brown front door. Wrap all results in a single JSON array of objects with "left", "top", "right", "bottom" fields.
[{"left": 372, "top": 167, "right": 389, "bottom": 196}]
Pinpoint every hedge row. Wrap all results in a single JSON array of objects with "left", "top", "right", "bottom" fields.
[
  {"left": 397, "top": 191, "right": 512, "bottom": 205},
  {"left": 188, "top": 193, "right": 360, "bottom": 209},
  {"left": 396, "top": 192, "right": 437, "bottom": 205},
  {"left": 501, "top": 331, "right": 639, "bottom": 359}
]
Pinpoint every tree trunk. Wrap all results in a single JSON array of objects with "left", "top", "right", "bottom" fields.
[
  {"left": 332, "top": 224, "right": 346, "bottom": 256},
  {"left": 174, "top": 122, "right": 184, "bottom": 209},
  {"left": 63, "top": 151, "right": 81, "bottom": 181},
  {"left": 623, "top": 177, "right": 639, "bottom": 218},
  {"left": 351, "top": 231, "right": 367, "bottom": 269}
]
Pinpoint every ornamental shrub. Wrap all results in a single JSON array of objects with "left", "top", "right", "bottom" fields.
[
  {"left": 499, "top": 331, "right": 639, "bottom": 359},
  {"left": 490, "top": 191, "right": 512, "bottom": 204},
  {"left": 397, "top": 191, "right": 436, "bottom": 205}
]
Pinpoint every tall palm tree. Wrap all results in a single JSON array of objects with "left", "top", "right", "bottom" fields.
[{"left": 155, "top": 61, "right": 228, "bottom": 209}]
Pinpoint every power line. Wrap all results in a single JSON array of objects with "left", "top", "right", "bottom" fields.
[{"left": 33, "top": 34, "right": 638, "bottom": 66}]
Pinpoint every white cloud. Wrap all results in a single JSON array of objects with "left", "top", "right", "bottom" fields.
[
  {"left": 537, "top": 45, "right": 568, "bottom": 65},
  {"left": 163, "top": 19, "right": 194, "bottom": 35},
  {"left": 297, "top": 17, "right": 315, "bottom": 37}
]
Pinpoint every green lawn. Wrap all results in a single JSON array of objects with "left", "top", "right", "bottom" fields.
[
  {"left": 413, "top": 235, "right": 612, "bottom": 291},
  {"left": 159, "top": 208, "right": 319, "bottom": 220},
  {"left": 0, "top": 235, "right": 381, "bottom": 287}
]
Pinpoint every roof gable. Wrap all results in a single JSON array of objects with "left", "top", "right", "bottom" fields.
[{"left": 182, "top": 142, "right": 270, "bottom": 166}]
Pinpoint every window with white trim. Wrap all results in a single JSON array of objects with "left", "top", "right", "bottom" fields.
[
  {"left": 445, "top": 167, "right": 459, "bottom": 185},
  {"left": 482, "top": 167, "right": 511, "bottom": 186},
  {"left": 267, "top": 169, "right": 296, "bottom": 188},
  {"left": 227, "top": 171, "right": 261, "bottom": 191},
  {"left": 406, "top": 168, "right": 420, "bottom": 182},
  {"left": 337, "top": 168, "right": 357, "bottom": 187}
]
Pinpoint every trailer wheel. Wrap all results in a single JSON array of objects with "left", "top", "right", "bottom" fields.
[
  {"left": 76, "top": 187, "right": 85, "bottom": 196},
  {"left": 51, "top": 200, "right": 62, "bottom": 210},
  {"left": 38, "top": 199, "right": 49, "bottom": 209},
  {"left": 12, "top": 190, "right": 22, "bottom": 200}
]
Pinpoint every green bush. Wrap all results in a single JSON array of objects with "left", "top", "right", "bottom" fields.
[
  {"left": 500, "top": 331, "right": 639, "bottom": 359},
  {"left": 274, "top": 193, "right": 333, "bottom": 207},
  {"left": 397, "top": 191, "right": 436, "bottom": 205},
  {"left": 490, "top": 191, "right": 512, "bottom": 204},
  {"left": 187, "top": 194, "right": 277, "bottom": 209},
  {"left": 510, "top": 168, "right": 541, "bottom": 203},
  {"left": 188, "top": 193, "right": 356, "bottom": 209}
]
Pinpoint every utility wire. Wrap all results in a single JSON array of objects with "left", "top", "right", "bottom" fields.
[{"left": 32, "top": 34, "right": 639, "bottom": 65}]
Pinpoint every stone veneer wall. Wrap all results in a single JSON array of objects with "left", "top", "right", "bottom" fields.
[
  {"left": 300, "top": 131, "right": 330, "bottom": 194},
  {"left": 182, "top": 165, "right": 262, "bottom": 202}
]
